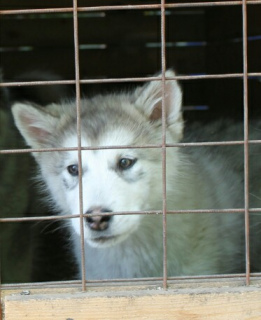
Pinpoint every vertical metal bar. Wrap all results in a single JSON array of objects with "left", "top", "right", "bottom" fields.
[
  {"left": 160, "top": 0, "right": 168, "bottom": 290},
  {"left": 242, "top": 0, "right": 250, "bottom": 286},
  {"left": 72, "top": 0, "right": 86, "bottom": 291}
]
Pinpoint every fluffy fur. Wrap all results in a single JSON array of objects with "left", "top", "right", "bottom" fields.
[{"left": 12, "top": 70, "right": 261, "bottom": 279}]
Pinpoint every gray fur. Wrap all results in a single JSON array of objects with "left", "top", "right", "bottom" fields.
[{"left": 11, "top": 70, "right": 261, "bottom": 279}]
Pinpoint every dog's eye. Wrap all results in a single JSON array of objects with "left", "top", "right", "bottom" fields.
[
  {"left": 67, "top": 164, "right": 79, "bottom": 176},
  {"left": 118, "top": 158, "right": 136, "bottom": 170}
]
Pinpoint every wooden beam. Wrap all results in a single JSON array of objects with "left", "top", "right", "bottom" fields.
[{"left": 2, "top": 285, "right": 261, "bottom": 320}]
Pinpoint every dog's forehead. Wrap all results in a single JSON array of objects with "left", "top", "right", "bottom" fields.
[
  {"left": 99, "top": 128, "right": 136, "bottom": 147},
  {"left": 63, "top": 127, "right": 136, "bottom": 148}
]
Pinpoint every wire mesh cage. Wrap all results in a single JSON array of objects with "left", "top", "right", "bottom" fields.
[{"left": 0, "top": 0, "right": 261, "bottom": 295}]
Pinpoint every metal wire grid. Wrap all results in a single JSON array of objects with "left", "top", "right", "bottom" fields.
[{"left": 0, "top": 0, "right": 261, "bottom": 291}]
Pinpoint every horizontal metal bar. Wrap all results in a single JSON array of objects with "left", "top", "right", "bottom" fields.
[
  {"left": 0, "top": 1, "right": 261, "bottom": 16},
  {"left": 78, "top": 1, "right": 261, "bottom": 11},
  {"left": 1, "top": 273, "right": 261, "bottom": 290},
  {"left": 0, "top": 80, "right": 76, "bottom": 87},
  {"left": 0, "top": 144, "right": 161, "bottom": 154},
  {"left": 1, "top": 140, "right": 261, "bottom": 155},
  {"left": 1, "top": 73, "right": 261, "bottom": 88},
  {"left": 1, "top": 208, "right": 260, "bottom": 223}
]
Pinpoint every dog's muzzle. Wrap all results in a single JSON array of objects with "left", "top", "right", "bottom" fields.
[{"left": 85, "top": 207, "right": 112, "bottom": 231}]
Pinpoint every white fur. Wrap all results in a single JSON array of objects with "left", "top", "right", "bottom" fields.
[{"left": 11, "top": 70, "right": 261, "bottom": 279}]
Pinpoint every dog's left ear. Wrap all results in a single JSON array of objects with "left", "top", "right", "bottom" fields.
[{"left": 134, "top": 70, "right": 183, "bottom": 139}]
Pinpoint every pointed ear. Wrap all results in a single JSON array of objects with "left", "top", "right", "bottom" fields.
[
  {"left": 134, "top": 70, "right": 183, "bottom": 139},
  {"left": 11, "top": 102, "right": 58, "bottom": 149}
]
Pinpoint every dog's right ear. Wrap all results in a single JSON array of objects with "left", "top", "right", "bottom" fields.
[{"left": 12, "top": 102, "right": 58, "bottom": 149}]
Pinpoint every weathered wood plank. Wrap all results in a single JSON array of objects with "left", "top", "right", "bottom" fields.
[{"left": 3, "top": 286, "right": 261, "bottom": 320}]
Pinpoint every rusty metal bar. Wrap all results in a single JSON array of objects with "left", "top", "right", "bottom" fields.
[
  {"left": 0, "top": 1, "right": 261, "bottom": 16},
  {"left": 160, "top": 0, "right": 168, "bottom": 290},
  {"left": 2, "top": 207, "right": 258, "bottom": 224},
  {"left": 1, "top": 73, "right": 261, "bottom": 88},
  {"left": 72, "top": 0, "right": 87, "bottom": 292},
  {"left": 1, "top": 272, "right": 261, "bottom": 291},
  {"left": 2, "top": 140, "right": 261, "bottom": 156},
  {"left": 242, "top": 0, "right": 250, "bottom": 286}
]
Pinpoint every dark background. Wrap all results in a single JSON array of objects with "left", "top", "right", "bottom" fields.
[{"left": 1, "top": 0, "right": 260, "bottom": 121}]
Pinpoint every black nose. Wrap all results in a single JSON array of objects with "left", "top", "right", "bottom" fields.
[{"left": 85, "top": 207, "right": 112, "bottom": 231}]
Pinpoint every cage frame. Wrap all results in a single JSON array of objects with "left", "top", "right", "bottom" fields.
[{"left": 1, "top": 0, "right": 261, "bottom": 318}]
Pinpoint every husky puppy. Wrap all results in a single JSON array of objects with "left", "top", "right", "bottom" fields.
[{"left": 12, "top": 70, "right": 261, "bottom": 279}]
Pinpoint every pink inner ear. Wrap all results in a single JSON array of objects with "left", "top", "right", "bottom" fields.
[
  {"left": 150, "top": 103, "right": 162, "bottom": 121},
  {"left": 30, "top": 126, "right": 50, "bottom": 143},
  {"left": 149, "top": 93, "right": 171, "bottom": 122},
  {"left": 148, "top": 85, "right": 173, "bottom": 122},
  {"left": 20, "top": 112, "right": 50, "bottom": 144}
]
